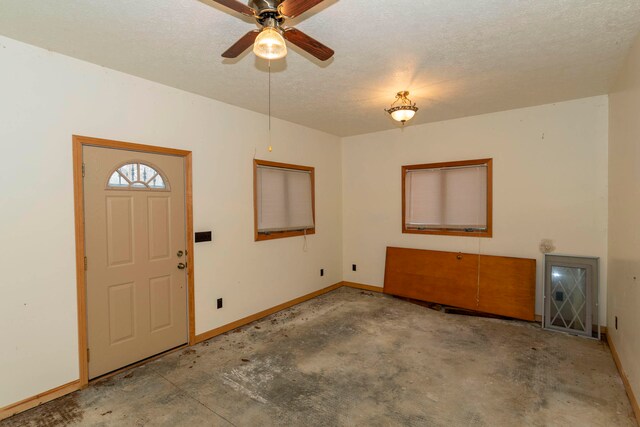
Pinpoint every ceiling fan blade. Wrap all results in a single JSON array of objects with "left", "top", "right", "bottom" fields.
[
  {"left": 209, "top": 0, "right": 255, "bottom": 17},
  {"left": 283, "top": 28, "right": 334, "bottom": 61},
  {"left": 222, "top": 30, "right": 260, "bottom": 58},
  {"left": 279, "top": 0, "right": 324, "bottom": 18}
]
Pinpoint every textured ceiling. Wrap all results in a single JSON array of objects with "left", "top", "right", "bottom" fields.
[{"left": 1, "top": 1, "right": 639, "bottom": 136}]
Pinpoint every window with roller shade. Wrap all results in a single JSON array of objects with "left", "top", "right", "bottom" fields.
[
  {"left": 402, "top": 159, "right": 492, "bottom": 237},
  {"left": 254, "top": 159, "right": 315, "bottom": 241}
]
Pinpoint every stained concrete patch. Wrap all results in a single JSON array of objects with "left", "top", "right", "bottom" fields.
[
  {"left": 22, "top": 393, "right": 83, "bottom": 427},
  {"left": 2, "top": 287, "right": 636, "bottom": 426}
]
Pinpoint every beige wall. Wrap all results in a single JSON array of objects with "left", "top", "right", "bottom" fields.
[
  {"left": 608, "top": 33, "right": 640, "bottom": 406},
  {"left": 342, "top": 96, "right": 609, "bottom": 319},
  {"left": 0, "top": 36, "right": 342, "bottom": 408}
]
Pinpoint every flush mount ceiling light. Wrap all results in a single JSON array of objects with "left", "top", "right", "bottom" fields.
[
  {"left": 210, "top": 0, "right": 335, "bottom": 62},
  {"left": 386, "top": 91, "right": 419, "bottom": 125}
]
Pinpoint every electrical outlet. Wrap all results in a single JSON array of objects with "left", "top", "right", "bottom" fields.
[
  {"left": 217, "top": 298, "right": 223, "bottom": 309},
  {"left": 352, "top": 264, "right": 357, "bottom": 272},
  {"left": 320, "top": 269, "right": 324, "bottom": 276},
  {"left": 615, "top": 316, "right": 618, "bottom": 330}
]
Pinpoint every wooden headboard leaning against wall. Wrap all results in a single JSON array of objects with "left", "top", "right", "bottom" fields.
[{"left": 383, "top": 247, "right": 536, "bottom": 321}]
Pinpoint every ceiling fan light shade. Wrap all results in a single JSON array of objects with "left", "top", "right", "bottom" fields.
[
  {"left": 389, "top": 107, "right": 417, "bottom": 123},
  {"left": 253, "top": 27, "right": 287, "bottom": 60}
]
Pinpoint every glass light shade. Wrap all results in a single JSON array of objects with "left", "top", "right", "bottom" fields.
[
  {"left": 390, "top": 107, "right": 417, "bottom": 123},
  {"left": 253, "top": 27, "right": 287, "bottom": 60}
]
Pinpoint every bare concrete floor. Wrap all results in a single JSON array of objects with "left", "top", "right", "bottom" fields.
[{"left": 3, "top": 287, "right": 636, "bottom": 426}]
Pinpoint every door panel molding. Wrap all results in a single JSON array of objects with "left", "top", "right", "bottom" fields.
[{"left": 72, "top": 135, "right": 195, "bottom": 388}]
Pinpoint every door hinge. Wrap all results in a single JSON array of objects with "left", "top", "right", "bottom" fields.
[
  {"left": 87, "top": 348, "right": 90, "bottom": 362},
  {"left": 84, "top": 256, "right": 88, "bottom": 271},
  {"left": 82, "top": 163, "right": 85, "bottom": 178}
]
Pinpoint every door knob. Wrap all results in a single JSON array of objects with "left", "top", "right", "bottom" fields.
[
  {"left": 177, "top": 262, "right": 186, "bottom": 270},
  {"left": 456, "top": 254, "right": 463, "bottom": 260},
  {"left": 177, "top": 250, "right": 184, "bottom": 258}
]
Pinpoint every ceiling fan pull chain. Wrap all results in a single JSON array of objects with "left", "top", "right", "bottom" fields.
[{"left": 268, "top": 59, "right": 273, "bottom": 152}]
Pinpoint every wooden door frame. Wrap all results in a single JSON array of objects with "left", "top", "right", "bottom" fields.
[{"left": 72, "top": 135, "right": 195, "bottom": 387}]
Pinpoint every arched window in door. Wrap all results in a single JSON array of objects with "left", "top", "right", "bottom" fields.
[{"left": 107, "top": 162, "right": 169, "bottom": 190}]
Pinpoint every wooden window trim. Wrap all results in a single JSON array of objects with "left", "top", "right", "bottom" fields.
[
  {"left": 402, "top": 158, "right": 493, "bottom": 238},
  {"left": 253, "top": 159, "right": 316, "bottom": 242}
]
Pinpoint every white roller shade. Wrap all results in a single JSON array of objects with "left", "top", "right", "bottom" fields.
[
  {"left": 442, "top": 166, "right": 487, "bottom": 228},
  {"left": 405, "top": 168, "right": 442, "bottom": 226},
  {"left": 405, "top": 164, "right": 487, "bottom": 230},
  {"left": 257, "top": 165, "right": 314, "bottom": 233}
]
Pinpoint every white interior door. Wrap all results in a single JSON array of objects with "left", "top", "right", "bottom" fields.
[{"left": 83, "top": 146, "right": 188, "bottom": 379}]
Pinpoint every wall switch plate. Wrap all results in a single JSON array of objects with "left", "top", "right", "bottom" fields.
[
  {"left": 217, "top": 298, "right": 223, "bottom": 309},
  {"left": 352, "top": 264, "right": 357, "bottom": 272},
  {"left": 195, "top": 231, "right": 212, "bottom": 243},
  {"left": 320, "top": 269, "right": 324, "bottom": 276}
]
